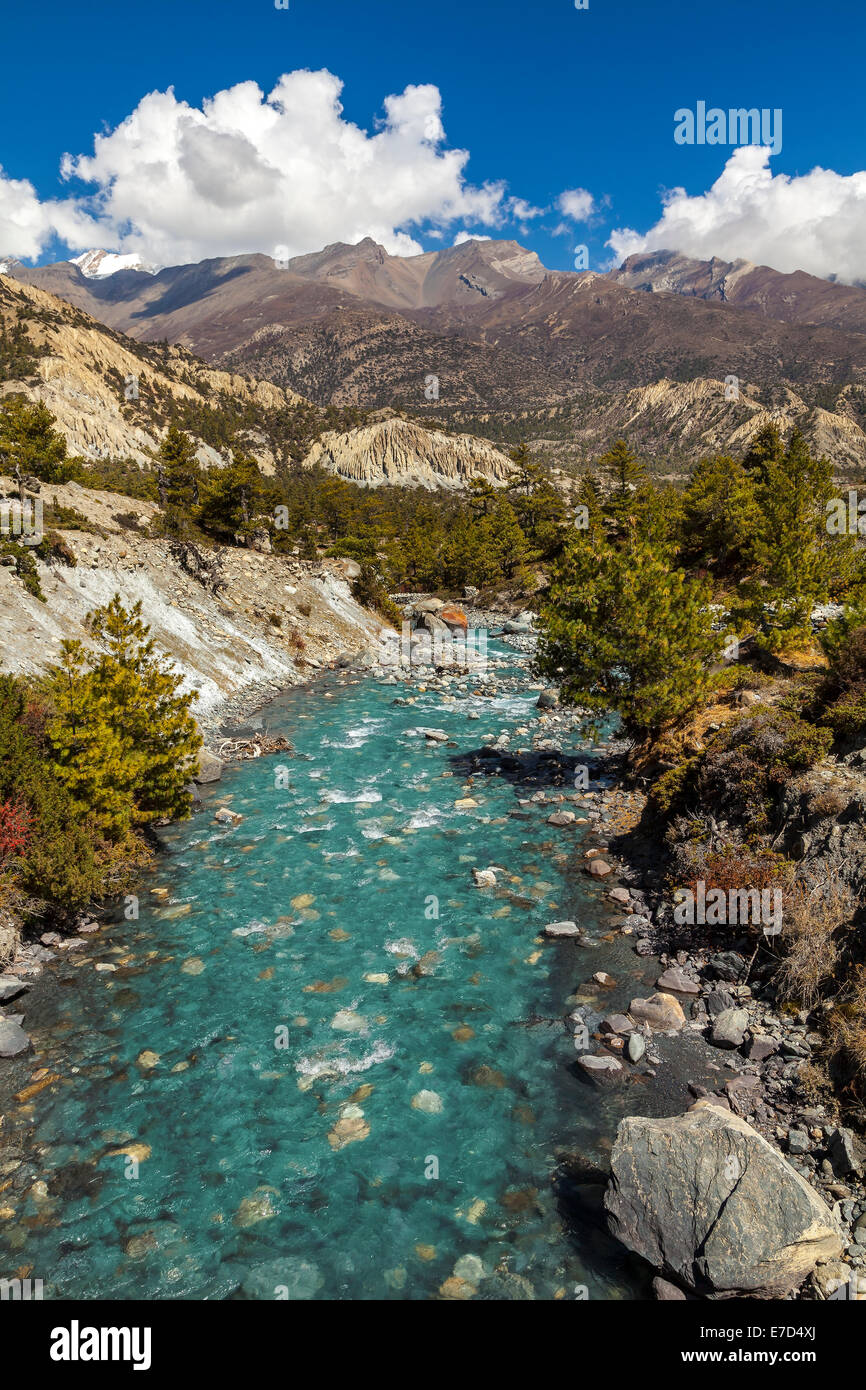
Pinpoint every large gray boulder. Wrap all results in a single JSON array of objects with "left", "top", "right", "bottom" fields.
[
  {"left": 604, "top": 1106, "right": 843, "bottom": 1298},
  {"left": 195, "top": 748, "right": 224, "bottom": 784}
]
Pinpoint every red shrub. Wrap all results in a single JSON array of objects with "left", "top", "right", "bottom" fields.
[{"left": 0, "top": 801, "right": 32, "bottom": 862}]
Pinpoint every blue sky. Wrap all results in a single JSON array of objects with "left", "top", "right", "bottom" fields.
[{"left": 2, "top": 0, "right": 865, "bottom": 277}]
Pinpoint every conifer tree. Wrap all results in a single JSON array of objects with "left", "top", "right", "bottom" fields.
[
  {"left": 681, "top": 454, "right": 761, "bottom": 575},
  {"left": 156, "top": 426, "right": 201, "bottom": 537},
  {"left": 43, "top": 596, "right": 201, "bottom": 841},
  {"left": 746, "top": 430, "right": 837, "bottom": 650},
  {"left": 0, "top": 396, "right": 68, "bottom": 484},
  {"left": 198, "top": 448, "right": 264, "bottom": 542},
  {"left": 536, "top": 534, "right": 726, "bottom": 738}
]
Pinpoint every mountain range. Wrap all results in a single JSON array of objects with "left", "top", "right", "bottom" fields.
[{"left": 4, "top": 239, "right": 866, "bottom": 476}]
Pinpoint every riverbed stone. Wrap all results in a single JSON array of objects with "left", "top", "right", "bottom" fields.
[
  {"left": 628, "top": 1033, "right": 647, "bottom": 1064},
  {"left": 827, "top": 1127, "right": 863, "bottom": 1179},
  {"left": 656, "top": 967, "right": 700, "bottom": 995},
  {"left": 0, "top": 976, "right": 29, "bottom": 1004},
  {"left": 605, "top": 1107, "right": 843, "bottom": 1297},
  {"left": 629, "top": 992, "right": 686, "bottom": 1033},
  {"left": 577, "top": 1054, "right": 623, "bottom": 1083},
  {"left": 543, "top": 920, "right": 581, "bottom": 938},
  {"left": 547, "top": 810, "right": 575, "bottom": 826},
  {"left": 195, "top": 748, "right": 224, "bottom": 783},
  {"left": 0, "top": 1019, "right": 31, "bottom": 1058},
  {"left": 600, "top": 1013, "right": 634, "bottom": 1036},
  {"left": 709, "top": 1008, "right": 749, "bottom": 1049},
  {"left": 587, "top": 859, "right": 614, "bottom": 878}
]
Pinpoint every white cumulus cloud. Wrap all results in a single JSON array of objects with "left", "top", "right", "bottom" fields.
[
  {"left": 557, "top": 188, "right": 595, "bottom": 221},
  {"left": 608, "top": 145, "right": 866, "bottom": 283},
  {"left": 1, "top": 71, "right": 523, "bottom": 267}
]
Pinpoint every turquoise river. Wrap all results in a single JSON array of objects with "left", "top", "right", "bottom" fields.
[{"left": 0, "top": 647, "right": 673, "bottom": 1300}]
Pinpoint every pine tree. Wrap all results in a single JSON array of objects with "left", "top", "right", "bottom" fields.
[
  {"left": 681, "top": 454, "right": 761, "bottom": 575},
  {"left": 43, "top": 596, "right": 201, "bottom": 841},
  {"left": 746, "top": 430, "right": 837, "bottom": 650},
  {"left": 599, "top": 438, "right": 649, "bottom": 536},
  {"left": 156, "top": 426, "right": 201, "bottom": 537},
  {"left": 742, "top": 421, "right": 784, "bottom": 485},
  {"left": 535, "top": 534, "right": 726, "bottom": 738},
  {"left": 0, "top": 396, "right": 68, "bottom": 484},
  {"left": 198, "top": 448, "right": 264, "bottom": 542}
]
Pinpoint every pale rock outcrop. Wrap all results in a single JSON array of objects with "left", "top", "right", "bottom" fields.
[{"left": 302, "top": 416, "right": 516, "bottom": 491}]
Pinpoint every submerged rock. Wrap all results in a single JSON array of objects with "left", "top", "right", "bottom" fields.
[
  {"left": 542, "top": 920, "right": 581, "bottom": 939},
  {"left": 605, "top": 1107, "right": 843, "bottom": 1298}
]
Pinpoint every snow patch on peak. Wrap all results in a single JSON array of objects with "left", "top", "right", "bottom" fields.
[{"left": 71, "top": 249, "right": 159, "bottom": 279}]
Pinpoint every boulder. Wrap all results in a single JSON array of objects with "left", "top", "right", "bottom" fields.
[
  {"left": 827, "top": 1127, "right": 863, "bottom": 1179},
  {"left": 656, "top": 967, "right": 700, "bottom": 995},
  {"left": 0, "top": 976, "right": 29, "bottom": 1004},
  {"left": 709, "top": 1008, "right": 749, "bottom": 1049},
  {"left": 629, "top": 992, "right": 686, "bottom": 1033},
  {"left": 195, "top": 748, "right": 224, "bottom": 784},
  {"left": 547, "top": 810, "right": 575, "bottom": 827},
  {"left": 0, "top": 1019, "right": 31, "bottom": 1058},
  {"left": 587, "top": 859, "right": 614, "bottom": 878},
  {"left": 577, "top": 1054, "right": 623, "bottom": 1084},
  {"left": 421, "top": 613, "right": 451, "bottom": 637},
  {"left": 472, "top": 867, "right": 498, "bottom": 888},
  {"left": 600, "top": 1013, "right": 634, "bottom": 1036},
  {"left": 605, "top": 1107, "right": 843, "bottom": 1298},
  {"left": 536, "top": 691, "right": 558, "bottom": 710},
  {"left": 628, "top": 1033, "right": 647, "bottom": 1064},
  {"left": 439, "top": 606, "right": 468, "bottom": 632},
  {"left": 543, "top": 920, "right": 581, "bottom": 939}
]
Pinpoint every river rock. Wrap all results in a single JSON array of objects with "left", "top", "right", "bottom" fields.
[
  {"left": 601, "top": 1013, "right": 634, "bottom": 1036},
  {"left": 706, "top": 988, "right": 737, "bottom": 1017},
  {"left": 547, "top": 810, "right": 575, "bottom": 826},
  {"left": 656, "top": 967, "right": 700, "bottom": 995},
  {"left": 608, "top": 886, "right": 631, "bottom": 905},
  {"left": 587, "top": 859, "right": 613, "bottom": 878},
  {"left": 577, "top": 1054, "right": 623, "bottom": 1083},
  {"left": 710, "top": 1008, "right": 749, "bottom": 1049},
  {"left": 0, "top": 1019, "right": 31, "bottom": 1058},
  {"left": 827, "top": 1127, "right": 863, "bottom": 1179},
  {"left": 439, "top": 606, "right": 468, "bottom": 632},
  {"left": 472, "top": 867, "right": 498, "bottom": 887},
  {"left": 604, "top": 1108, "right": 843, "bottom": 1298},
  {"left": 536, "top": 691, "right": 558, "bottom": 710},
  {"left": 0, "top": 976, "right": 29, "bottom": 1004},
  {"left": 628, "top": 1033, "right": 647, "bottom": 1064},
  {"left": 195, "top": 748, "right": 224, "bottom": 784},
  {"left": 214, "top": 806, "right": 242, "bottom": 824},
  {"left": 629, "top": 992, "right": 686, "bottom": 1033},
  {"left": 709, "top": 952, "right": 747, "bottom": 983},
  {"left": 543, "top": 920, "right": 581, "bottom": 938}
]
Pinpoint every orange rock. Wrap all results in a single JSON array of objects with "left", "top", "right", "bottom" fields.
[{"left": 439, "top": 606, "right": 468, "bottom": 631}]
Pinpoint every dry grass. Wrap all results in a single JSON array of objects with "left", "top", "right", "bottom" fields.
[
  {"left": 776, "top": 874, "right": 855, "bottom": 1009},
  {"left": 0, "top": 887, "right": 19, "bottom": 971},
  {"left": 827, "top": 967, "right": 866, "bottom": 1110}
]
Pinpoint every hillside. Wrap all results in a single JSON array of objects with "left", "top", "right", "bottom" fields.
[{"left": 10, "top": 240, "right": 866, "bottom": 472}]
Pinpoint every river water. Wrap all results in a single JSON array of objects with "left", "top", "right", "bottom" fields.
[{"left": 0, "top": 648, "right": 665, "bottom": 1300}]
